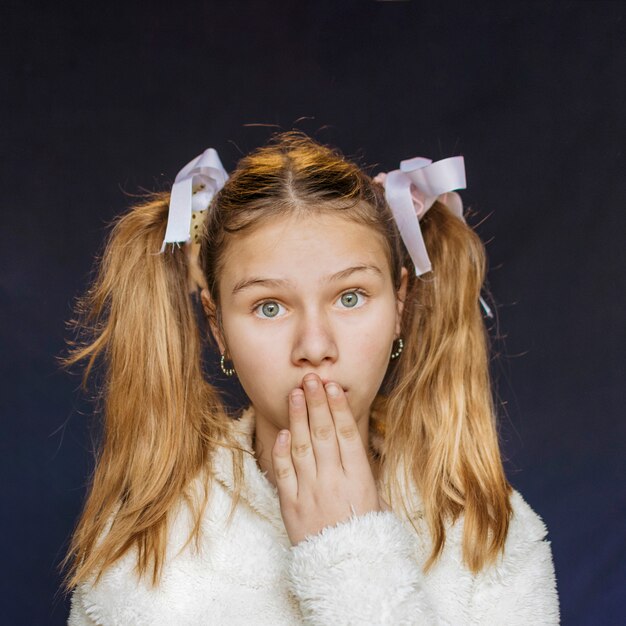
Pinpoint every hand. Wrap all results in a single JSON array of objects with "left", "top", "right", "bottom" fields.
[{"left": 271, "top": 373, "right": 386, "bottom": 546}]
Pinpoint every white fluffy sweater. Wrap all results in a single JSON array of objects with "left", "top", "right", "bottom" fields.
[{"left": 68, "top": 406, "right": 559, "bottom": 625}]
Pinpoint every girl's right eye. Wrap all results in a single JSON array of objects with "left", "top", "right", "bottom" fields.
[{"left": 254, "top": 300, "right": 285, "bottom": 319}]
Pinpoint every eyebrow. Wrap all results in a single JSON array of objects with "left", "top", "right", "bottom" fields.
[{"left": 231, "top": 264, "right": 384, "bottom": 296}]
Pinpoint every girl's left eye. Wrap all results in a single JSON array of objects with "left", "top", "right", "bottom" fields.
[{"left": 336, "top": 289, "right": 367, "bottom": 309}]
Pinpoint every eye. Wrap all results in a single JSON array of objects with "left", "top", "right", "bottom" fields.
[
  {"left": 254, "top": 300, "right": 285, "bottom": 319},
  {"left": 336, "top": 289, "right": 367, "bottom": 309}
]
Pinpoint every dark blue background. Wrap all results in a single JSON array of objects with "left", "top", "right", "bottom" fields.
[{"left": 2, "top": 1, "right": 624, "bottom": 624}]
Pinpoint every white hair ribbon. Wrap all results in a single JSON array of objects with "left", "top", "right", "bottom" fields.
[
  {"left": 375, "top": 155, "right": 493, "bottom": 318},
  {"left": 375, "top": 155, "right": 466, "bottom": 276},
  {"left": 160, "top": 148, "right": 229, "bottom": 253}
]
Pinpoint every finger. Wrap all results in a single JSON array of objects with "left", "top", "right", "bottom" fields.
[
  {"left": 288, "top": 388, "right": 317, "bottom": 481},
  {"left": 271, "top": 429, "right": 298, "bottom": 503},
  {"left": 324, "top": 382, "right": 371, "bottom": 475},
  {"left": 302, "top": 374, "right": 341, "bottom": 475}
]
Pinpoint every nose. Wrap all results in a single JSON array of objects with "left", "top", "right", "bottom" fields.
[{"left": 290, "top": 308, "right": 338, "bottom": 367}]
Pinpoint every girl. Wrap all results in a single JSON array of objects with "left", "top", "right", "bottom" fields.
[{"left": 62, "top": 131, "right": 559, "bottom": 624}]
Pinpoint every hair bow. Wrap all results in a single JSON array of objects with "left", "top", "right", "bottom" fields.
[
  {"left": 373, "top": 155, "right": 466, "bottom": 276},
  {"left": 160, "top": 148, "right": 229, "bottom": 253},
  {"left": 375, "top": 155, "right": 493, "bottom": 318}
]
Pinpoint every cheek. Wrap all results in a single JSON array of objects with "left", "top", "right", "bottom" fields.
[
  {"left": 348, "top": 301, "right": 396, "bottom": 354},
  {"left": 340, "top": 329, "right": 392, "bottom": 422},
  {"left": 227, "top": 321, "right": 282, "bottom": 374},
  {"left": 222, "top": 319, "right": 288, "bottom": 408},
  {"left": 350, "top": 330, "right": 394, "bottom": 385},
  {"left": 341, "top": 306, "right": 396, "bottom": 383}
]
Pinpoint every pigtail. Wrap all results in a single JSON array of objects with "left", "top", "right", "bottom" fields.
[
  {"left": 60, "top": 193, "right": 234, "bottom": 589},
  {"left": 383, "top": 200, "right": 512, "bottom": 573}
]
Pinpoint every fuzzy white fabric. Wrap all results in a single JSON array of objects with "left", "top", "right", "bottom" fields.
[{"left": 68, "top": 407, "right": 559, "bottom": 625}]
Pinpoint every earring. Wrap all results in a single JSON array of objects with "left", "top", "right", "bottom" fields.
[
  {"left": 390, "top": 337, "right": 404, "bottom": 360},
  {"left": 220, "top": 352, "right": 236, "bottom": 377}
]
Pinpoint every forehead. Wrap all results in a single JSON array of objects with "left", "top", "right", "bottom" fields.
[{"left": 218, "top": 212, "right": 391, "bottom": 295}]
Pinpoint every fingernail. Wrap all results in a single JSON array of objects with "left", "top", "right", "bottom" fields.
[
  {"left": 304, "top": 378, "right": 318, "bottom": 391},
  {"left": 291, "top": 390, "right": 305, "bottom": 406},
  {"left": 325, "top": 383, "right": 340, "bottom": 397},
  {"left": 278, "top": 430, "right": 289, "bottom": 444}
]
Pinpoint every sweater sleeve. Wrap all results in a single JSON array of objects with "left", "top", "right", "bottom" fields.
[
  {"left": 286, "top": 502, "right": 559, "bottom": 626},
  {"left": 286, "top": 510, "right": 437, "bottom": 626}
]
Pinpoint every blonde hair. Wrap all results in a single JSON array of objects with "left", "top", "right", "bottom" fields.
[{"left": 60, "top": 130, "right": 511, "bottom": 590}]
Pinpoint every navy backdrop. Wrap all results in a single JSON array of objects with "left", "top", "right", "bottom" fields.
[{"left": 2, "top": 1, "right": 625, "bottom": 624}]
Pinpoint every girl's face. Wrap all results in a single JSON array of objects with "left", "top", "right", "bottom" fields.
[{"left": 202, "top": 212, "right": 408, "bottom": 428}]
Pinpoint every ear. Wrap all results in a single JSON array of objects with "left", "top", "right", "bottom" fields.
[
  {"left": 200, "top": 288, "right": 226, "bottom": 354},
  {"left": 394, "top": 267, "right": 409, "bottom": 338},
  {"left": 184, "top": 242, "right": 208, "bottom": 292}
]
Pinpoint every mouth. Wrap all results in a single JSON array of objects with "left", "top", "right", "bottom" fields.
[
  {"left": 295, "top": 379, "right": 348, "bottom": 393},
  {"left": 321, "top": 379, "right": 347, "bottom": 392}
]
